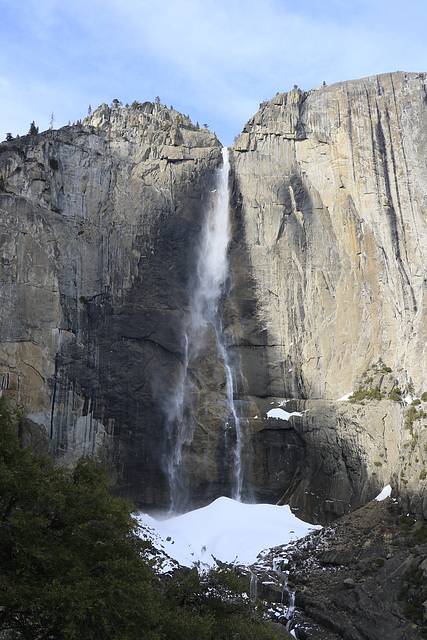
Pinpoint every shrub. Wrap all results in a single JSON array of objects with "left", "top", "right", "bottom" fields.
[
  {"left": 390, "top": 387, "right": 402, "bottom": 402},
  {"left": 414, "top": 526, "right": 427, "bottom": 543}
]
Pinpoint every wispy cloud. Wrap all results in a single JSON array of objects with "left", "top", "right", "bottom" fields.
[{"left": 1, "top": 0, "right": 426, "bottom": 144}]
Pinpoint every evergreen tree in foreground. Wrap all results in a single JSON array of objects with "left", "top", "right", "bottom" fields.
[
  {"left": 0, "top": 395, "right": 161, "bottom": 639},
  {"left": 0, "top": 396, "right": 279, "bottom": 639}
]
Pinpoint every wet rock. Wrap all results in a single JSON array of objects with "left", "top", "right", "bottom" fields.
[{"left": 266, "top": 498, "right": 427, "bottom": 639}]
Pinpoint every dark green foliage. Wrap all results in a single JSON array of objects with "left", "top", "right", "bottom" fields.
[
  {"left": 349, "top": 384, "right": 384, "bottom": 404},
  {"left": 414, "top": 526, "right": 427, "bottom": 544},
  {"left": 28, "top": 121, "right": 39, "bottom": 135},
  {"left": 49, "top": 157, "right": 59, "bottom": 171},
  {"left": 163, "top": 566, "right": 277, "bottom": 640},
  {"left": 0, "top": 395, "right": 161, "bottom": 639},
  {"left": 6, "top": 133, "right": 13, "bottom": 141},
  {"left": 421, "top": 392, "right": 427, "bottom": 402},
  {"left": 404, "top": 404, "right": 426, "bottom": 433},
  {"left": 398, "top": 562, "right": 427, "bottom": 633},
  {"left": 0, "top": 396, "right": 277, "bottom": 640},
  {"left": 400, "top": 514, "right": 415, "bottom": 529},
  {"left": 0, "top": 175, "right": 5, "bottom": 191},
  {"left": 389, "top": 387, "right": 402, "bottom": 402}
]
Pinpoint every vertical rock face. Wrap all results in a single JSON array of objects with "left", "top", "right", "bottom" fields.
[
  {"left": 231, "top": 72, "right": 427, "bottom": 398},
  {"left": 1, "top": 74, "right": 426, "bottom": 521},
  {"left": 229, "top": 72, "right": 427, "bottom": 520},
  {"left": 0, "top": 103, "right": 222, "bottom": 505}
]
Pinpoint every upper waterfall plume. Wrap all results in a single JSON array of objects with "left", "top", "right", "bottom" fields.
[{"left": 166, "top": 147, "right": 247, "bottom": 511}]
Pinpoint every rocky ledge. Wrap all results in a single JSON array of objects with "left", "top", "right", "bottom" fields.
[{"left": 254, "top": 496, "right": 427, "bottom": 639}]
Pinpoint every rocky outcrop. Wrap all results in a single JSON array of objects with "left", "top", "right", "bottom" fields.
[
  {"left": 229, "top": 72, "right": 427, "bottom": 520},
  {"left": 253, "top": 497, "right": 427, "bottom": 639}
]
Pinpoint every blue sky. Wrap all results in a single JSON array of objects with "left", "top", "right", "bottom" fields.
[{"left": 1, "top": 0, "right": 426, "bottom": 146}]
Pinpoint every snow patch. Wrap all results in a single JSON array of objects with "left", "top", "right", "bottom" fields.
[
  {"left": 375, "top": 485, "right": 392, "bottom": 501},
  {"left": 336, "top": 392, "right": 353, "bottom": 401},
  {"left": 266, "top": 408, "right": 303, "bottom": 421}
]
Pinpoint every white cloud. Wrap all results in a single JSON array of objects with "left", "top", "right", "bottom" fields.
[{"left": 1, "top": 0, "right": 427, "bottom": 144}]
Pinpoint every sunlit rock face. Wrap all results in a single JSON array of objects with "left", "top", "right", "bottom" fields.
[
  {"left": 1, "top": 73, "right": 427, "bottom": 521},
  {"left": 229, "top": 72, "right": 427, "bottom": 520}
]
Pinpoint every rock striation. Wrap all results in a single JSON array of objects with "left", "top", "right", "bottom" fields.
[
  {"left": 230, "top": 71, "right": 427, "bottom": 399},
  {"left": 229, "top": 71, "right": 427, "bottom": 520},
  {"left": 0, "top": 73, "right": 426, "bottom": 521}
]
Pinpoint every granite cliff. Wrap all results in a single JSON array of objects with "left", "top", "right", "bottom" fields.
[
  {"left": 0, "top": 101, "right": 222, "bottom": 504},
  {"left": 229, "top": 71, "right": 427, "bottom": 520},
  {"left": 0, "top": 72, "right": 426, "bottom": 522}
]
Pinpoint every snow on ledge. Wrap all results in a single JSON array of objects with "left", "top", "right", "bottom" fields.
[
  {"left": 266, "top": 408, "right": 303, "bottom": 421},
  {"left": 375, "top": 485, "right": 392, "bottom": 501},
  {"left": 336, "top": 392, "right": 353, "bottom": 401}
]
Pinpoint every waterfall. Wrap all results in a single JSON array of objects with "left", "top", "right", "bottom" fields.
[{"left": 166, "top": 147, "right": 247, "bottom": 511}]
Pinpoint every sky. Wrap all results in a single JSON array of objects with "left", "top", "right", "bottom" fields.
[{"left": 1, "top": 0, "right": 427, "bottom": 146}]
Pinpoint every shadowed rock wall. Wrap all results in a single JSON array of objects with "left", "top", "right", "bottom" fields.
[{"left": 0, "top": 103, "right": 222, "bottom": 505}]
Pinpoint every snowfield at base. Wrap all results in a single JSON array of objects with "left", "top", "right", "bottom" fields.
[{"left": 137, "top": 497, "right": 321, "bottom": 570}]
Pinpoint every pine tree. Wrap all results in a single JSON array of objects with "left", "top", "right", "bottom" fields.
[
  {"left": 29, "top": 121, "right": 39, "bottom": 135},
  {"left": 0, "top": 396, "right": 161, "bottom": 639}
]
